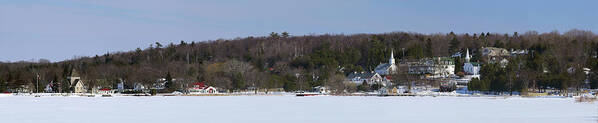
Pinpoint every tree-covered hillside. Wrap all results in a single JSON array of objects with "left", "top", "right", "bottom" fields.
[{"left": 1, "top": 30, "right": 598, "bottom": 93}]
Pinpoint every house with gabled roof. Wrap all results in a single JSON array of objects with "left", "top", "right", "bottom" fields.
[
  {"left": 187, "top": 82, "right": 217, "bottom": 94},
  {"left": 345, "top": 71, "right": 384, "bottom": 85},
  {"left": 67, "top": 69, "right": 86, "bottom": 93}
]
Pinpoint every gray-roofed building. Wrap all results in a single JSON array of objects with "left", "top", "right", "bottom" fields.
[
  {"left": 345, "top": 71, "right": 383, "bottom": 85},
  {"left": 482, "top": 47, "right": 510, "bottom": 57},
  {"left": 406, "top": 57, "right": 455, "bottom": 78}
]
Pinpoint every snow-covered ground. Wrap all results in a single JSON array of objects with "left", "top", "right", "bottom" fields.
[{"left": 0, "top": 96, "right": 596, "bottom": 123}]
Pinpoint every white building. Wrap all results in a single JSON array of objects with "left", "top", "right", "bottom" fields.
[
  {"left": 187, "top": 82, "right": 218, "bottom": 94},
  {"left": 463, "top": 49, "right": 481, "bottom": 77},
  {"left": 313, "top": 86, "right": 330, "bottom": 94},
  {"left": 67, "top": 70, "right": 86, "bottom": 93},
  {"left": 73, "top": 80, "right": 86, "bottom": 93},
  {"left": 374, "top": 50, "right": 398, "bottom": 75},
  {"left": 133, "top": 83, "right": 146, "bottom": 91},
  {"left": 44, "top": 81, "right": 54, "bottom": 93},
  {"left": 407, "top": 57, "right": 455, "bottom": 78},
  {"left": 98, "top": 88, "right": 113, "bottom": 95},
  {"left": 434, "top": 57, "right": 455, "bottom": 77},
  {"left": 117, "top": 81, "right": 124, "bottom": 92}
]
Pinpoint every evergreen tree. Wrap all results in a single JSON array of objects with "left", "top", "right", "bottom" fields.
[
  {"left": 470, "top": 63, "right": 511, "bottom": 93},
  {"left": 493, "top": 40, "right": 505, "bottom": 48},
  {"left": 407, "top": 43, "right": 425, "bottom": 59},
  {"left": 590, "top": 72, "right": 598, "bottom": 89},
  {"left": 472, "top": 48, "right": 483, "bottom": 62},
  {"left": 449, "top": 31, "right": 456, "bottom": 37},
  {"left": 425, "top": 38, "right": 433, "bottom": 57},
  {"left": 0, "top": 76, "right": 4, "bottom": 92},
  {"left": 283, "top": 76, "right": 297, "bottom": 91},
  {"left": 281, "top": 32, "right": 290, "bottom": 38},
  {"left": 367, "top": 36, "right": 387, "bottom": 68},
  {"left": 357, "top": 80, "right": 370, "bottom": 92},
  {"left": 180, "top": 40, "right": 187, "bottom": 46},
  {"left": 155, "top": 42, "right": 162, "bottom": 48},
  {"left": 269, "top": 32, "right": 280, "bottom": 39},
  {"left": 371, "top": 83, "right": 382, "bottom": 90},
  {"left": 232, "top": 72, "right": 245, "bottom": 90},
  {"left": 454, "top": 58, "right": 463, "bottom": 73},
  {"left": 164, "top": 72, "right": 174, "bottom": 92},
  {"left": 449, "top": 37, "right": 460, "bottom": 54}
]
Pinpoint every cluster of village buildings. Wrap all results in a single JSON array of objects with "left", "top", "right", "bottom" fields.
[
  {"left": 344, "top": 47, "right": 532, "bottom": 89},
  {"left": 39, "top": 47, "right": 530, "bottom": 94},
  {"left": 37, "top": 70, "right": 219, "bottom": 95}
]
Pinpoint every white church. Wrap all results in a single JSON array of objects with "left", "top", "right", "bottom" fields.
[
  {"left": 374, "top": 50, "right": 398, "bottom": 76},
  {"left": 463, "top": 49, "right": 480, "bottom": 78}
]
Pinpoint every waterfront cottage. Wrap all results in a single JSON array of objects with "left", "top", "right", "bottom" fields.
[
  {"left": 73, "top": 80, "right": 86, "bottom": 93},
  {"left": 188, "top": 82, "right": 218, "bottom": 94},
  {"left": 67, "top": 70, "right": 87, "bottom": 93},
  {"left": 204, "top": 86, "right": 217, "bottom": 93}
]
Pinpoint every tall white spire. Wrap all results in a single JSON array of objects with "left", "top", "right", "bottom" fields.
[
  {"left": 465, "top": 48, "right": 471, "bottom": 63},
  {"left": 389, "top": 50, "right": 395, "bottom": 64}
]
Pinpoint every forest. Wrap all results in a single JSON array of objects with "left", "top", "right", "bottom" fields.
[{"left": 1, "top": 29, "right": 598, "bottom": 93}]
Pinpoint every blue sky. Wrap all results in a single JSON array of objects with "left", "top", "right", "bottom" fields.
[{"left": 1, "top": 0, "right": 597, "bottom": 62}]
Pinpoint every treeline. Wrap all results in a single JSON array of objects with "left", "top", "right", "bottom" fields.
[
  {"left": 1, "top": 30, "right": 598, "bottom": 93},
  {"left": 469, "top": 40, "right": 598, "bottom": 94}
]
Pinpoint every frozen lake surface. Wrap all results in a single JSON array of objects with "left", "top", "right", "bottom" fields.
[{"left": 0, "top": 96, "right": 596, "bottom": 123}]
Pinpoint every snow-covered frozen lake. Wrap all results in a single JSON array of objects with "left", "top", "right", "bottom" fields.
[{"left": 0, "top": 96, "right": 596, "bottom": 123}]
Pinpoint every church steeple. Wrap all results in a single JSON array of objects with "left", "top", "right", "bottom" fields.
[
  {"left": 465, "top": 48, "right": 471, "bottom": 63},
  {"left": 389, "top": 50, "right": 395, "bottom": 65}
]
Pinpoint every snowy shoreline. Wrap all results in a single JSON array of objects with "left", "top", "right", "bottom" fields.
[
  {"left": 1, "top": 95, "right": 596, "bottom": 123},
  {"left": 1, "top": 92, "right": 590, "bottom": 99}
]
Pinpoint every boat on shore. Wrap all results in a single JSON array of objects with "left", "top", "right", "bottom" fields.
[
  {"left": 296, "top": 93, "right": 321, "bottom": 96},
  {"left": 295, "top": 91, "right": 327, "bottom": 96}
]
